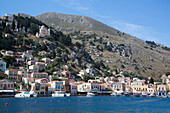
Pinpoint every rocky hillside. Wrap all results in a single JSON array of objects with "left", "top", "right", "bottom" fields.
[
  {"left": 0, "top": 14, "right": 109, "bottom": 81},
  {"left": 36, "top": 12, "right": 170, "bottom": 79}
]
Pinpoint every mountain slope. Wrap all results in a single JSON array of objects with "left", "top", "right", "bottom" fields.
[
  {"left": 36, "top": 12, "right": 170, "bottom": 79},
  {"left": 36, "top": 12, "right": 120, "bottom": 35}
]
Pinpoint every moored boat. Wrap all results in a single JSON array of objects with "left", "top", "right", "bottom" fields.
[
  {"left": 86, "top": 92, "right": 95, "bottom": 97},
  {"left": 65, "top": 93, "right": 71, "bottom": 97},
  {"left": 52, "top": 91, "right": 65, "bottom": 97},
  {"left": 149, "top": 93, "right": 156, "bottom": 97},
  {"left": 15, "top": 91, "right": 30, "bottom": 98},
  {"left": 29, "top": 91, "right": 37, "bottom": 97}
]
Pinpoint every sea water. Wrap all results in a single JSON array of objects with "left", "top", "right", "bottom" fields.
[{"left": 0, "top": 96, "right": 170, "bottom": 113}]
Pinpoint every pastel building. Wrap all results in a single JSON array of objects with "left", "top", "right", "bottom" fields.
[
  {"left": 0, "top": 79, "right": 14, "bottom": 95},
  {"left": 70, "top": 82, "right": 77, "bottom": 95},
  {"left": 0, "top": 61, "right": 6, "bottom": 72},
  {"left": 131, "top": 81, "right": 148, "bottom": 94},
  {"left": 30, "top": 72, "right": 48, "bottom": 81},
  {"left": 5, "top": 69, "right": 20, "bottom": 82},
  {"left": 110, "top": 82, "right": 125, "bottom": 93},
  {"left": 51, "top": 81, "right": 64, "bottom": 91},
  {"left": 29, "top": 65, "right": 39, "bottom": 73},
  {"left": 157, "top": 84, "right": 167, "bottom": 96},
  {"left": 78, "top": 83, "right": 100, "bottom": 92}
]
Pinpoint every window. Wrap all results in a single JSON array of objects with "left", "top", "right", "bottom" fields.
[
  {"left": 162, "top": 88, "right": 164, "bottom": 91},
  {"left": 8, "top": 84, "right": 10, "bottom": 88},
  {"left": 11, "top": 84, "right": 13, "bottom": 88},
  {"left": 1, "top": 84, "right": 2, "bottom": 87},
  {"left": 4, "top": 84, "right": 6, "bottom": 87}
]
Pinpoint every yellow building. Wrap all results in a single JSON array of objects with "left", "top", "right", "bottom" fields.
[
  {"left": 131, "top": 81, "right": 148, "bottom": 93},
  {"left": 157, "top": 84, "right": 168, "bottom": 96}
]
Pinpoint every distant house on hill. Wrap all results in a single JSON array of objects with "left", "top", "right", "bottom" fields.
[{"left": 36, "top": 25, "right": 50, "bottom": 38}]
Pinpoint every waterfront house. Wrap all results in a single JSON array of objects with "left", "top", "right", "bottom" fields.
[
  {"left": 0, "top": 60, "right": 6, "bottom": 72},
  {"left": 30, "top": 82, "right": 48, "bottom": 95},
  {"left": 79, "top": 82, "right": 100, "bottom": 92},
  {"left": 100, "top": 83, "right": 108, "bottom": 91},
  {"left": 147, "top": 84, "right": 156, "bottom": 95},
  {"left": 131, "top": 81, "right": 148, "bottom": 94},
  {"left": 157, "top": 84, "right": 167, "bottom": 96},
  {"left": 51, "top": 81, "right": 64, "bottom": 91},
  {"left": 40, "top": 83, "right": 48, "bottom": 94},
  {"left": 70, "top": 82, "right": 77, "bottom": 95},
  {"left": 62, "top": 79, "right": 70, "bottom": 93},
  {"left": 0, "top": 79, "right": 14, "bottom": 96},
  {"left": 110, "top": 82, "right": 125, "bottom": 93}
]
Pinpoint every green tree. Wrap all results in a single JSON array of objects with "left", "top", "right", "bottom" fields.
[
  {"left": 0, "top": 52, "right": 3, "bottom": 58},
  {"left": 12, "top": 20, "right": 15, "bottom": 31},
  {"left": 41, "top": 43, "right": 48, "bottom": 51},
  {"left": 30, "top": 23, "right": 38, "bottom": 35},
  {"left": 2, "top": 56, "right": 16, "bottom": 67},
  {"left": 149, "top": 77, "right": 154, "bottom": 84},
  {"left": 51, "top": 49, "right": 56, "bottom": 58},
  {"left": 32, "top": 50, "right": 38, "bottom": 57},
  {"left": 39, "top": 68, "right": 45, "bottom": 72}
]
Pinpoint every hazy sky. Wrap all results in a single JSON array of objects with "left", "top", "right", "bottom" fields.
[{"left": 1, "top": 0, "right": 170, "bottom": 47}]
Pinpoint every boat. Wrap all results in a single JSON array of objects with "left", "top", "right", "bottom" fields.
[
  {"left": 65, "top": 93, "right": 71, "bottom": 97},
  {"left": 110, "top": 92, "right": 116, "bottom": 96},
  {"left": 167, "top": 92, "right": 170, "bottom": 98},
  {"left": 29, "top": 91, "right": 37, "bottom": 97},
  {"left": 142, "top": 92, "right": 147, "bottom": 97},
  {"left": 111, "top": 91, "right": 123, "bottom": 96},
  {"left": 15, "top": 91, "right": 30, "bottom": 98},
  {"left": 116, "top": 91, "right": 123, "bottom": 96},
  {"left": 149, "top": 93, "right": 156, "bottom": 97},
  {"left": 52, "top": 91, "right": 65, "bottom": 97},
  {"left": 86, "top": 92, "right": 95, "bottom": 97},
  {"left": 133, "top": 93, "right": 141, "bottom": 97}
]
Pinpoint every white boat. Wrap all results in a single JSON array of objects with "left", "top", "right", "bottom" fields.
[
  {"left": 111, "top": 91, "right": 123, "bottom": 96},
  {"left": 110, "top": 92, "right": 116, "bottom": 96},
  {"left": 86, "top": 92, "right": 95, "bottom": 97},
  {"left": 29, "top": 91, "right": 37, "bottom": 97},
  {"left": 15, "top": 91, "right": 30, "bottom": 98},
  {"left": 116, "top": 91, "right": 123, "bottom": 96},
  {"left": 142, "top": 92, "right": 147, "bottom": 97},
  {"left": 52, "top": 91, "right": 65, "bottom": 97},
  {"left": 167, "top": 92, "right": 170, "bottom": 98},
  {"left": 65, "top": 93, "right": 71, "bottom": 97},
  {"left": 149, "top": 93, "right": 156, "bottom": 97}
]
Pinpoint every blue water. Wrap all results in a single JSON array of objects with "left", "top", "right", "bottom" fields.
[{"left": 0, "top": 96, "right": 170, "bottom": 113}]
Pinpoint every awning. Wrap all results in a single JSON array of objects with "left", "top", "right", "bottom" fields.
[{"left": 0, "top": 90, "right": 14, "bottom": 92}]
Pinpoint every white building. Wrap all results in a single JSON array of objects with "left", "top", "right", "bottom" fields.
[{"left": 36, "top": 25, "right": 50, "bottom": 37}]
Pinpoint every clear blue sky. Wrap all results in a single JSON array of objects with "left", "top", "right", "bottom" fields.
[{"left": 1, "top": 0, "right": 170, "bottom": 47}]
